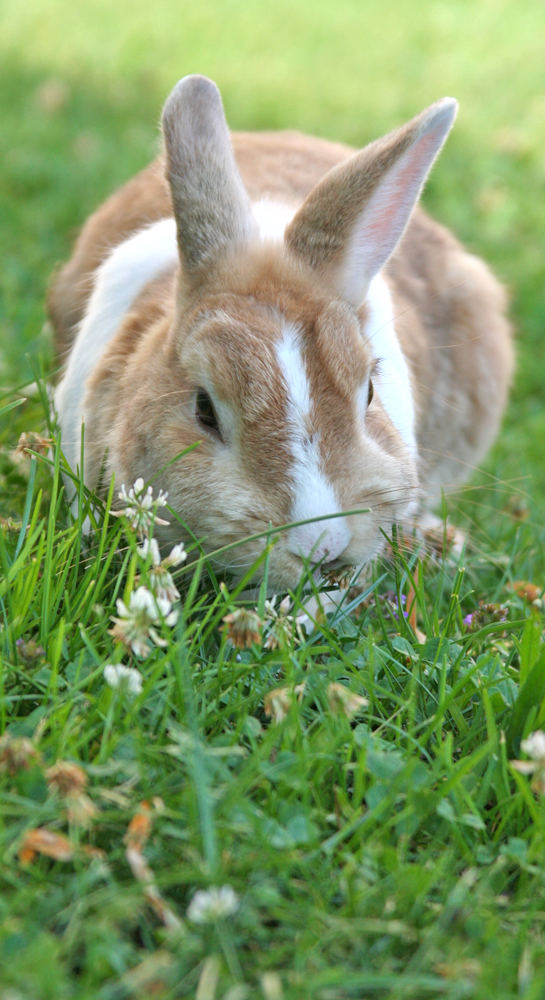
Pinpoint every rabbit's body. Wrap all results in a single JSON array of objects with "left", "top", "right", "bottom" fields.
[{"left": 51, "top": 77, "right": 513, "bottom": 588}]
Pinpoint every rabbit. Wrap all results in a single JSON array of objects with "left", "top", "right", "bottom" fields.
[{"left": 50, "top": 74, "right": 513, "bottom": 591}]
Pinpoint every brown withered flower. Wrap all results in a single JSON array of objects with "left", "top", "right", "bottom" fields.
[
  {"left": 221, "top": 608, "right": 263, "bottom": 649},
  {"left": 46, "top": 760, "right": 88, "bottom": 797},
  {"left": 46, "top": 760, "right": 98, "bottom": 826},
  {"left": 0, "top": 733, "right": 42, "bottom": 774},
  {"left": 264, "top": 683, "right": 306, "bottom": 724},
  {"left": 327, "top": 682, "right": 369, "bottom": 720},
  {"left": 15, "top": 431, "right": 53, "bottom": 458}
]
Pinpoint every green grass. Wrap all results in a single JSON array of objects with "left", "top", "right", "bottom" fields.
[{"left": 2, "top": 1, "right": 545, "bottom": 997}]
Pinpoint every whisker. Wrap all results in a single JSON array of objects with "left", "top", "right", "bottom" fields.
[{"left": 417, "top": 446, "right": 522, "bottom": 490}]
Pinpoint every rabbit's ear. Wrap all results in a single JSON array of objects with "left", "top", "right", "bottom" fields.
[
  {"left": 285, "top": 98, "right": 457, "bottom": 306},
  {"left": 162, "top": 75, "right": 257, "bottom": 274}
]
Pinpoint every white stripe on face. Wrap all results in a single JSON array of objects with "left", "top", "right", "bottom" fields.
[{"left": 275, "top": 322, "right": 352, "bottom": 566}]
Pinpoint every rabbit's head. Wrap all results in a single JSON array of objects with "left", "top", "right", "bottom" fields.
[{"left": 92, "top": 77, "right": 457, "bottom": 589}]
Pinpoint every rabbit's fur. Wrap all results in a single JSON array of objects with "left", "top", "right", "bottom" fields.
[{"left": 50, "top": 76, "right": 513, "bottom": 589}]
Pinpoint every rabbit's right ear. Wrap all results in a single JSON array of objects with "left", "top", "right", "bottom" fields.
[
  {"left": 285, "top": 99, "right": 458, "bottom": 306},
  {"left": 162, "top": 75, "right": 257, "bottom": 274}
]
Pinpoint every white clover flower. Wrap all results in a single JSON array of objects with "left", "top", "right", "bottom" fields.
[
  {"left": 262, "top": 595, "right": 306, "bottom": 649},
  {"left": 115, "top": 477, "right": 169, "bottom": 537},
  {"left": 104, "top": 663, "right": 143, "bottom": 696},
  {"left": 186, "top": 885, "right": 239, "bottom": 924},
  {"left": 521, "top": 731, "right": 545, "bottom": 761},
  {"left": 512, "top": 729, "right": 545, "bottom": 795},
  {"left": 137, "top": 536, "right": 162, "bottom": 565},
  {"left": 164, "top": 543, "right": 187, "bottom": 568},
  {"left": 137, "top": 538, "right": 186, "bottom": 603},
  {"left": 109, "top": 586, "right": 178, "bottom": 657}
]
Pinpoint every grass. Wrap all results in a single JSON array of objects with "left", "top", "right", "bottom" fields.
[{"left": 2, "top": 1, "right": 545, "bottom": 997}]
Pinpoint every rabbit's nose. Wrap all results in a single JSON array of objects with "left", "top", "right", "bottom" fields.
[{"left": 288, "top": 518, "right": 352, "bottom": 566}]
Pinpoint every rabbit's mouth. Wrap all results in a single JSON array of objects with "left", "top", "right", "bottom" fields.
[{"left": 312, "top": 556, "right": 356, "bottom": 584}]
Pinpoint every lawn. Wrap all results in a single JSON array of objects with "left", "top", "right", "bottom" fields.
[{"left": 1, "top": 1, "right": 545, "bottom": 997}]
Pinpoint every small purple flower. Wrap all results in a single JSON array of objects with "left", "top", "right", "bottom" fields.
[
  {"left": 388, "top": 592, "right": 409, "bottom": 620},
  {"left": 462, "top": 603, "right": 508, "bottom": 631}
]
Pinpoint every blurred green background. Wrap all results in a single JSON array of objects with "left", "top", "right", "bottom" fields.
[{"left": 2, "top": 0, "right": 544, "bottom": 504}]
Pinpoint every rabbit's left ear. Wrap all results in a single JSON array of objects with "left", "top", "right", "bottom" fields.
[
  {"left": 285, "top": 98, "right": 457, "bottom": 306},
  {"left": 162, "top": 75, "right": 257, "bottom": 275}
]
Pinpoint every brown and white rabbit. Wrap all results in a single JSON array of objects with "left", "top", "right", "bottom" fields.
[{"left": 50, "top": 75, "right": 513, "bottom": 590}]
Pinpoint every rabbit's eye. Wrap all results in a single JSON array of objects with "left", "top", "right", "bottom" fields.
[
  {"left": 196, "top": 388, "right": 222, "bottom": 440},
  {"left": 367, "top": 379, "right": 374, "bottom": 406}
]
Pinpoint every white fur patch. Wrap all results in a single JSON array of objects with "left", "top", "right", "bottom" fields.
[
  {"left": 252, "top": 199, "right": 295, "bottom": 243},
  {"left": 55, "top": 218, "right": 178, "bottom": 472},
  {"left": 275, "top": 323, "right": 351, "bottom": 565},
  {"left": 363, "top": 274, "right": 417, "bottom": 457}
]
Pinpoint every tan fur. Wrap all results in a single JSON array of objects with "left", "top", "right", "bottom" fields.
[
  {"left": 50, "top": 76, "right": 513, "bottom": 588},
  {"left": 386, "top": 212, "right": 512, "bottom": 498}
]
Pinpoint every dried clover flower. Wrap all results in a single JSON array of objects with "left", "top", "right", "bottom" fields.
[
  {"left": 327, "top": 682, "right": 368, "bottom": 720},
  {"left": 19, "top": 827, "right": 75, "bottom": 864},
  {"left": 65, "top": 794, "right": 98, "bottom": 826},
  {"left": 46, "top": 761, "right": 88, "bottom": 797},
  {"left": 0, "top": 734, "right": 41, "bottom": 774},
  {"left": 221, "top": 608, "right": 263, "bottom": 649},
  {"left": 264, "top": 683, "right": 306, "bottom": 724},
  {"left": 509, "top": 580, "right": 543, "bottom": 608},
  {"left": 15, "top": 431, "right": 53, "bottom": 458},
  {"left": 46, "top": 760, "right": 97, "bottom": 826}
]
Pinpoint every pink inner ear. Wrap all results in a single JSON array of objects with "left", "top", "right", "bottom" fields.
[{"left": 341, "top": 129, "right": 447, "bottom": 306}]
